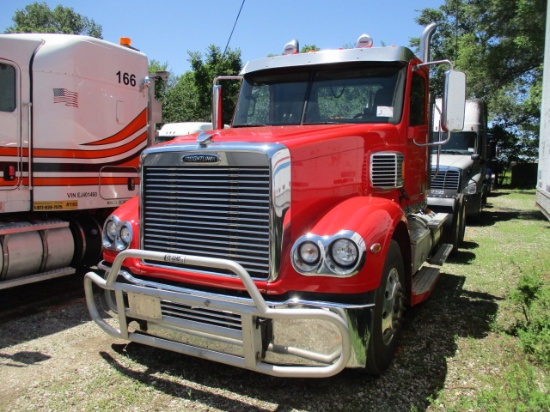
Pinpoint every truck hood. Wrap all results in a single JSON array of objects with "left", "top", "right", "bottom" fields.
[
  {"left": 431, "top": 153, "right": 474, "bottom": 171},
  {"left": 159, "top": 123, "right": 397, "bottom": 147}
]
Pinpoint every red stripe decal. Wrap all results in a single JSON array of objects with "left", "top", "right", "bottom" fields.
[{"left": 83, "top": 109, "right": 148, "bottom": 146}]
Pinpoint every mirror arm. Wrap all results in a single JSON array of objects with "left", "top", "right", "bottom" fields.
[
  {"left": 413, "top": 130, "right": 452, "bottom": 147},
  {"left": 413, "top": 59, "right": 454, "bottom": 71}
]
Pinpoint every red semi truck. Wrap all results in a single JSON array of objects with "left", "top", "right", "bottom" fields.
[{"left": 85, "top": 25, "right": 466, "bottom": 377}]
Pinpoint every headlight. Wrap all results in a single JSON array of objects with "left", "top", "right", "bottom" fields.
[
  {"left": 117, "top": 223, "right": 133, "bottom": 250},
  {"left": 298, "top": 241, "right": 320, "bottom": 264},
  {"left": 330, "top": 238, "right": 359, "bottom": 267},
  {"left": 462, "top": 181, "right": 477, "bottom": 195},
  {"left": 105, "top": 219, "right": 117, "bottom": 242},
  {"left": 102, "top": 216, "right": 133, "bottom": 251},
  {"left": 291, "top": 230, "right": 365, "bottom": 277}
]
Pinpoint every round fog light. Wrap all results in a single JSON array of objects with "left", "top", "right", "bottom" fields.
[
  {"left": 299, "top": 241, "right": 320, "bottom": 265},
  {"left": 105, "top": 219, "right": 117, "bottom": 242}
]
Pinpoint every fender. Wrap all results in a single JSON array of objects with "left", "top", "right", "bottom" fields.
[
  {"left": 306, "top": 196, "right": 409, "bottom": 292},
  {"left": 111, "top": 195, "right": 139, "bottom": 222},
  {"left": 101, "top": 196, "right": 139, "bottom": 263}
]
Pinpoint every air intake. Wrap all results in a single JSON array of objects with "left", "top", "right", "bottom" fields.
[{"left": 370, "top": 152, "right": 404, "bottom": 189}]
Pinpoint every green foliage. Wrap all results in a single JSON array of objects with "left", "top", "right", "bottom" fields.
[
  {"left": 414, "top": 0, "right": 545, "bottom": 163},
  {"left": 300, "top": 44, "right": 319, "bottom": 53},
  {"left": 509, "top": 271, "right": 550, "bottom": 365},
  {"left": 162, "top": 72, "right": 199, "bottom": 123},
  {"left": 162, "top": 46, "right": 242, "bottom": 124},
  {"left": 5, "top": 2, "right": 102, "bottom": 37},
  {"left": 190, "top": 45, "right": 242, "bottom": 124},
  {"left": 455, "top": 362, "right": 550, "bottom": 411}
]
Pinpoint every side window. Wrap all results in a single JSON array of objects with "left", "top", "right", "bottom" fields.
[
  {"left": 0, "top": 63, "right": 16, "bottom": 112},
  {"left": 410, "top": 73, "right": 426, "bottom": 126}
]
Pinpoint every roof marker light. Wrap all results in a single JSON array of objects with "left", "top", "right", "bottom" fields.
[
  {"left": 120, "top": 37, "right": 132, "bottom": 47},
  {"left": 356, "top": 34, "right": 373, "bottom": 48},
  {"left": 283, "top": 39, "right": 299, "bottom": 55}
]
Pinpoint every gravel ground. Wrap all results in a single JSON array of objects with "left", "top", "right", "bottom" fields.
[
  {"left": 0, "top": 268, "right": 474, "bottom": 412},
  {"left": 0, "top": 190, "right": 543, "bottom": 411}
]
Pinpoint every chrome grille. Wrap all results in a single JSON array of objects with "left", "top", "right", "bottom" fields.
[
  {"left": 370, "top": 152, "right": 404, "bottom": 188},
  {"left": 161, "top": 300, "right": 242, "bottom": 330},
  {"left": 431, "top": 169, "right": 460, "bottom": 191},
  {"left": 142, "top": 165, "right": 271, "bottom": 279}
]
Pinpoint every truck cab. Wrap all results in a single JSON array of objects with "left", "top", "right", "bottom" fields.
[
  {"left": 0, "top": 33, "right": 160, "bottom": 289},
  {"left": 85, "top": 27, "right": 466, "bottom": 378},
  {"left": 428, "top": 99, "right": 489, "bottom": 248}
]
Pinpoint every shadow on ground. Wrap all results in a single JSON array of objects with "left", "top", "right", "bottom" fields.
[{"left": 99, "top": 272, "right": 499, "bottom": 412}]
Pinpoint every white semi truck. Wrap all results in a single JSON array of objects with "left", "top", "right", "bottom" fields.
[
  {"left": 0, "top": 33, "right": 161, "bottom": 289},
  {"left": 428, "top": 98, "right": 490, "bottom": 249},
  {"left": 536, "top": 0, "right": 550, "bottom": 220}
]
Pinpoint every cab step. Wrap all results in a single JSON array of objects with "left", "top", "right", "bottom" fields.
[
  {"left": 411, "top": 266, "right": 441, "bottom": 306},
  {"left": 428, "top": 243, "right": 453, "bottom": 266}
]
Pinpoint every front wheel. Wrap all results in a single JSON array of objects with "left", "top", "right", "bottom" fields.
[{"left": 365, "top": 240, "right": 406, "bottom": 375}]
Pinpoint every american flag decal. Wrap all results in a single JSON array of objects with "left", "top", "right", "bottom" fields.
[{"left": 53, "top": 88, "right": 79, "bottom": 108}]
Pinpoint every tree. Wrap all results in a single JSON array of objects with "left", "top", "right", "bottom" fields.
[
  {"left": 162, "top": 72, "right": 201, "bottom": 123},
  {"left": 190, "top": 45, "right": 242, "bottom": 125},
  {"left": 301, "top": 44, "right": 320, "bottom": 53},
  {"left": 414, "top": 0, "right": 546, "bottom": 165},
  {"left": 5, "top": 2, "right": 102, "bottom": 38},
  {"left": 162, "top": 46, "right": 242, "bottom": 125}
]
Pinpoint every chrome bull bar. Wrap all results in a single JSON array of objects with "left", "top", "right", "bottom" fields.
[{"left": 84, "top": 249, "right": 353, "bottom": 378}]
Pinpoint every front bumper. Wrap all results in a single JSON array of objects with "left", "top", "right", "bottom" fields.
[{"left": 84, "top": 249, "right": 374, "bottom": 378}]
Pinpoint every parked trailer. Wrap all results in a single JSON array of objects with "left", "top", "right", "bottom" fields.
[
  {"left": 537, "top": 0, "right": 550, "bottom": 219},
  {"left": 85, "top": 26, "right": 465, "bottom": 377},
  {"left": 0, "top": 33, "right": 161, "bottom": 289}
]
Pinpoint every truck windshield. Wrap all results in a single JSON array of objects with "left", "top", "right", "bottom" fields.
[
  {"left": 431, "top": 131, "right": 477, "bottom": 154},
  {"left": 232, "top": 64, "right": 406, "bottom": 127}
]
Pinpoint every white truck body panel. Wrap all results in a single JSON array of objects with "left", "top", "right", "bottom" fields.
[
  {"left": 0, "top": 33, "right": 160, "bottom": 288},
  {"left": 536, "top": 0, "right": 550, "bottom": 219},
  {"left": 156, "top": 122, "right": 213, "bottom": 143},
  {"left": 0, "top": 33, "right": 150, "bottom": 213}
]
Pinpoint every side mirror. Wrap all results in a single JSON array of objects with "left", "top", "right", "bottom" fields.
[
  {"left": 442, "top": 69, "right": 466, "bottom": 132},
  {"left": 211, "top": 75, "right": 243, "bottom": 131}
]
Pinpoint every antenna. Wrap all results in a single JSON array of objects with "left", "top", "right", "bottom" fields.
[{"left": 223, "top": 0, "right": 246, "bottom": 57}]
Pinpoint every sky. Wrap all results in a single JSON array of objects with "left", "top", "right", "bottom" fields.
[{"left": 1, "top": 0, "right": 444, "bottom": 77}]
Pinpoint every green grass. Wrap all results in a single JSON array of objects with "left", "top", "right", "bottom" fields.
[{"left": 429, "top": 189, "right": 550, "bottom": 411}]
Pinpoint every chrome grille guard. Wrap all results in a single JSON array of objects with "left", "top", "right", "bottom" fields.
[{"left": 84, "top": 249, "right": 353, "bottom": 378}]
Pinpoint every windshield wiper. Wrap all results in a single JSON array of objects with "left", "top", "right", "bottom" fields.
[
  {"left": 232, "top": 124, "right": 268, "bottom": 128},
  {"left": 441, "top": 149, "right": 469, "bottom": 154}
]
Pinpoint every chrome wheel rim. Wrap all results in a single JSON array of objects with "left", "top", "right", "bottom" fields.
[{"left": 381, "top": 268, "right": 402, "bottom": 346}]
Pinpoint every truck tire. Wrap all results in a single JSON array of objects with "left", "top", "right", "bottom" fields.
[
  {"left": 365, "top": 240, "right": 406, "bottom": 375},
  {"left": 468, "top": 194, "right": 483, "bottom": 223},
  {"left": 441, "top": 197, "right": 465, "bottom": 252},
  {"left": 454, "top": 197, "right": 466, "bottom": 248}
]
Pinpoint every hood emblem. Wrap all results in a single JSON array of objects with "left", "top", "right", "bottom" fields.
[{"left": 182, "top": 154, "right": 221, "bottom": 164}]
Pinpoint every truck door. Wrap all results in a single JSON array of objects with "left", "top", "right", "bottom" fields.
[
  {"left": 0, "top": 36, "right": 41, "bottom": 212},
  {"left": 0, "top": 61, "right": 24, "bottom": 191},
  {"left": 406, "top": 69, "right": 430, "bottom": 202}
]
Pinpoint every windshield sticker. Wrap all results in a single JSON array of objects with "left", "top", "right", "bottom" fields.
[{"left": 377, "top": 106, "right": 393, "bottom": 117}]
